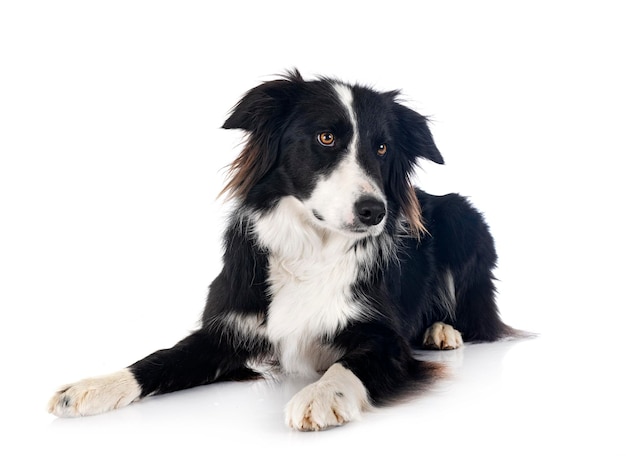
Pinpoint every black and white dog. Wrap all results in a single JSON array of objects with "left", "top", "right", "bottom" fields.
[{"left": 49, "top": 70, "right": 515, "bottom": 430}]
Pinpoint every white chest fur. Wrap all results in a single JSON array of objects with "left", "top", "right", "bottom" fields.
[{"left": 253, "top": 197, "right": 365, "bottom": 376}]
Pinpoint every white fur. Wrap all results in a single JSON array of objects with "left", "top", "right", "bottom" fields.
[
  {"left": 48, "top": 368, "right": 141, "bottom": 417},
  {"left": 285, "top": 363, "right": 369, "bottom": 431},
  {"left": 209, "top": 311, "right": 267, "bottom": 338},
  {"left": 254, "top": 197, "right": 367, "bottom": 376},
  {"left": 423, "top": 322, "right": 463, "bottom": 350},
  {"left": 334, "top": 83, "right": 358, "bottom": 135},
  {"left": 303, "top": 83, "right": 386, "bottom": 236},
  {"left": 438, "top": 268, "right": 457, "bottom": 320},
  {"left": 444, "top": 269, "right": 455, "bottom": 304}
]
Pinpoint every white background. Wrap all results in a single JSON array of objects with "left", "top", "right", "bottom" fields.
[{"left": 1, "top": 1, "right": 625, "bottom": 454}]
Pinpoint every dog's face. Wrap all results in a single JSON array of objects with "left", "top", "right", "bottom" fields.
[{"left": 221, "top": 71, "right": 444, "bottom": 237}]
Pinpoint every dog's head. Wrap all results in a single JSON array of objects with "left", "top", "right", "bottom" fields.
[{"left": 221, "top": 70, "right": 443, "bottom": 237}]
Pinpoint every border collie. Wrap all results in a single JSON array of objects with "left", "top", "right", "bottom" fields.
[{"left": 48, "top": 70, "right": 515, "bottom": 431}]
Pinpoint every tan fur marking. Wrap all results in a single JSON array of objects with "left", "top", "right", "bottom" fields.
[
  {"left": 219, "top": 139, "right": 272, "bottom": 201},
  {"left": 403, "top": 184, "right": 428, "bottom": 237}
]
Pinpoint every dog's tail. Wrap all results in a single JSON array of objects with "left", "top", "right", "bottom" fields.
[
  {"left": 499, "top": 323, "right": 538, "bottom": 341},
  {"left": 365, "top": 358, "right": 445, "bottom": 407}
]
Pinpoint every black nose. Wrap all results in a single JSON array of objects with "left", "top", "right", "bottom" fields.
[{"left": 355, "top": 197, "right": 386, "bottom": 226}]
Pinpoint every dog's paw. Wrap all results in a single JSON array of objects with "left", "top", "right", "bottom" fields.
[
  {"left": 423, "top": 322, "right": 463, "bottom": 350},
  {"left": 285, "top": 363, "right": 369, "bottom": 431},
  {"left": 48, "top": 369, "right": 141, "bottom": 417}
]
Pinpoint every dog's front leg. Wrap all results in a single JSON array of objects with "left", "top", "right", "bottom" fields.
[
  {"left": 48, "top": 328, "right": 257, "bottom": 417},
  {"left": 285, "top": 322, "right": 440, "bottom": 431}
]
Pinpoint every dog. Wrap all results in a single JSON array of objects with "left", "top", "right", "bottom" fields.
[{"left": 48, "top": 70, "right": 516, "bottom": 431}]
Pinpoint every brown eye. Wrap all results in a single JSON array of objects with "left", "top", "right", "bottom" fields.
[
  {"left": 318, "top": 132, "right": 336, "bottom": 147},
  {"left": 377, "top": 143, "right": 388, "bottom": 156}
]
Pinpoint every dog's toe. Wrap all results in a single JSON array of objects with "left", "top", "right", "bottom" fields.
[
  {"left": 423, "top": 322, "right": 463, "bottom": 350},
  {"left": 48, "top": 369, "right": 141, "bottom": 417},
  {"left": 285, "top": 364, "right": 368, "bottom": 431}
]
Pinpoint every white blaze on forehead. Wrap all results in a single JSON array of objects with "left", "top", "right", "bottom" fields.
[
  {"left": 331, "top": 83, "right": 384, "bottom": 201},
  {"left": 333, "top": 83, "right": 358, "bottom": 156}
]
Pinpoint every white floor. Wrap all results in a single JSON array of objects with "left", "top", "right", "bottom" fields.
[
  {"left": 2, "top": 1, "right": 625, "bottom": 455},
  {"left": 29, "top": 332, "right": 625, "bottom": 455}
]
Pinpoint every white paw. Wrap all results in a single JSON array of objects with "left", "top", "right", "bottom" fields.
[
  {"left": 423, "top": 322, "right": 463, "bottom": 350},
  {"left": 285, "top": 363, "right": 369, "bottom": 431},
  {"left": 48, "top": 369, "right": 141, "bottom": 417}
]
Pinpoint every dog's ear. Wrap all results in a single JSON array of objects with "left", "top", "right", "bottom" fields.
[
  {"left": 393, "top": 103, "right": 444, "bottom": 165},
  {"left": 220, "top": 70, "right": 304, "bottom": 200},
  {"left": 391, "top": 102, "right": 443, "bottom": 236},
  {"left": 222, "top": 70, "right": 304, "bottom": 132}
]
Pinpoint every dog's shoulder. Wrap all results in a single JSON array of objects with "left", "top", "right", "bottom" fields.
[{"left": 416, "top": 188, "right": 497, "bottom": 267}]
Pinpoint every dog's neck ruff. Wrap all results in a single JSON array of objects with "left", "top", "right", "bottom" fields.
[{"left": 248, "top": 196, "right": 389, "bottom": 375}]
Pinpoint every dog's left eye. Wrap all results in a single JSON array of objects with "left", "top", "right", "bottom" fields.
[
  {"left": 317, "top": 132, "right": 336, "bottom": 147},
  {"left": 377, "top": 143, "right": 388, "bottom": 156}
]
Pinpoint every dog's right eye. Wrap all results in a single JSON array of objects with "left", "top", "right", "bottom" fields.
[{"left": 317, "top": 132, "right": 336, "bottom": 147}]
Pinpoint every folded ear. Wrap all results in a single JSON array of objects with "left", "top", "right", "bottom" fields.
[
  {"left": 220, "top": 70, "right": 304, "bottom": 201},
  {"left": 222, "top": 69, "right": 304, "bottom": 132},
  {"left": 388, "top": 101, "right": 443, "bottom": 237},
  {"left": 393, "top": 102, "right": 444, "bottom": 165}
]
